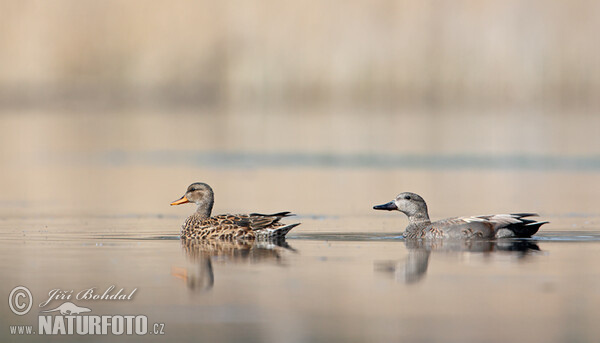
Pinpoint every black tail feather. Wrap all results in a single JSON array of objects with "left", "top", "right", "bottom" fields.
[
  {"left": 249, "top": 211, "right": 294, "bottom": 218},
  {"left": 507, "top": 221, "right": 549, "bottom": 238},
  {"left": 274, "top": 223, "right": 301, "bottom": 237},
  {"left": 510, "top": 213, "right": 539, "bottom": 218}
]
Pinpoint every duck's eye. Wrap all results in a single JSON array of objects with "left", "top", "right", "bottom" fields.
[{"left": 404, "top": 195, "right": 411, "bottom": 200}]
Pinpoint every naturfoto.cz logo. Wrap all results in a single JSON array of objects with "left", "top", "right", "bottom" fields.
[{"left": 7, "top": 285, "right": 165, "bottom": 336}]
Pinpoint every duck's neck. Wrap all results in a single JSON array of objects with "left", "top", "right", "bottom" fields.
[
  {"left": 408, "top": 212, "right": 430, "bottom": 224},
  {"left": 404, "top": 212, "right": 431, "bottom": 238},
  {"left": 195, "top": 200, "right": 213, "bottom": 219}
]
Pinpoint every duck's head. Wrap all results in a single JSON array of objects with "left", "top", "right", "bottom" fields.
[
  {"left": 171, "top": 182, "right": 214, "bottom": 206},
  {"left": 373, "top": 192, "right": 428, "bottom": 219}
]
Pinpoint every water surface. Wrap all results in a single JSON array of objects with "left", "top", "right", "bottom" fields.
[{"left": 1, "top": 215, "right": 599, "bottom": 343}]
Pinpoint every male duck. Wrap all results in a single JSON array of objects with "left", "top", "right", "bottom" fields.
[
  {"left": 171, "top": 182, "right": 300, "bottom": 240},
  {"left": 373, "top": 192, "right": 548, "bottom": 239}
]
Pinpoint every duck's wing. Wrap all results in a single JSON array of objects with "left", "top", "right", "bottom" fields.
[
  {"left": 462, "top": 213, "right": 548, "bottom": 238},
  {"left": 230, "top": 212, "right": 294, "bottom": 230}
]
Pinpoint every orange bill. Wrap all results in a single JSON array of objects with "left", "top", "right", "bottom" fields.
[{"left": 170, "top": 195, "right": 190, "bottom": 206}]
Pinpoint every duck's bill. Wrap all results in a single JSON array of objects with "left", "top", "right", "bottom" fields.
[
  {"left": 373, "top": 201, "right": 398, "bottom": 211},
  {"left": 170, "top": 195, "right": 190, "bottom": 206}
]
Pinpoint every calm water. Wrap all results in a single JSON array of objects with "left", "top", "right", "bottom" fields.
[
  {"left": 1, "top": 217, "right": 600, "bottom": 343},
  {"left": 1, "top": 110, "right": 599, "bottom": 342}
]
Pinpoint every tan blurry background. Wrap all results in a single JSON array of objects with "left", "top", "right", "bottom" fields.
[
  {"left": 1, "top": 0, "right": 599, "bottom": 108},
  {"left": 0, "top": 1, "right": 598, "bottom": 226}
]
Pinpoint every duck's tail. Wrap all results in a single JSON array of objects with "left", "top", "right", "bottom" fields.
[
  {"left": 273, "top": 223, "right": 301, "bottom": 237},
  {"left": 492, "top": 213, "right": 549, "bottom": 238},
  {"left": 256, "top": 223, "right": 300, "bottom": 240}
]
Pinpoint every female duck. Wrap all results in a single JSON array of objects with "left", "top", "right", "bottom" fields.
[{"left": 171, "top": 182, "right": 299, "bottom": 240}]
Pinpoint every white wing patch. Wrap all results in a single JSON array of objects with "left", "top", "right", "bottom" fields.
[
  {"left": 462, "top": 216, "right": 487, "bottom": 223},
  {"left": 463, "top": 214, "right": 522, "bottom": 225}
]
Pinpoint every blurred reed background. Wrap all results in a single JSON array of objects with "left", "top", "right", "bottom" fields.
[
  {"left": 1, "top": 0, "right": 599, "bottom": 109},
  {"left": 0, "top": 1, "right": 598, "bottom": 221}
]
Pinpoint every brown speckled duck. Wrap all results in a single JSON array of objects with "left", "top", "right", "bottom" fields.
[
  {"left": 373, "top": 192, "right": 548, "bottom": 239},
  {"left": 171, "top": 182, "right": 300, "bottom": 240}
]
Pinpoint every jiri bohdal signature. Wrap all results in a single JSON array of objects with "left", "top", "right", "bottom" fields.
[{"left": 39, "top": 285, "right": 137, "bottom": 308}]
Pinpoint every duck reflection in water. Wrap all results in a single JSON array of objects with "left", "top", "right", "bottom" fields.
[
  {"left": 376, "top": 239, "right": 540, "bottom": 284},
  {"left": 172, "top": 239, "right": 295, "bottom": 291}
]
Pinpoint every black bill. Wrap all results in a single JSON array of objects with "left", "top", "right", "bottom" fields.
[{"left": 373, "top": 201, "right": 398, "bottom": 211}]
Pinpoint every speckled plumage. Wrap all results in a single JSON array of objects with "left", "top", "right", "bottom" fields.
[
  {"left": 180, "top": 212, "right": 299, "bottom": 240},
  {"left": 374, "top": 192, "right": 548, "bottom": 239},
  {"left": 171, "top": 182, "right": 300, "bottom": 241}
]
